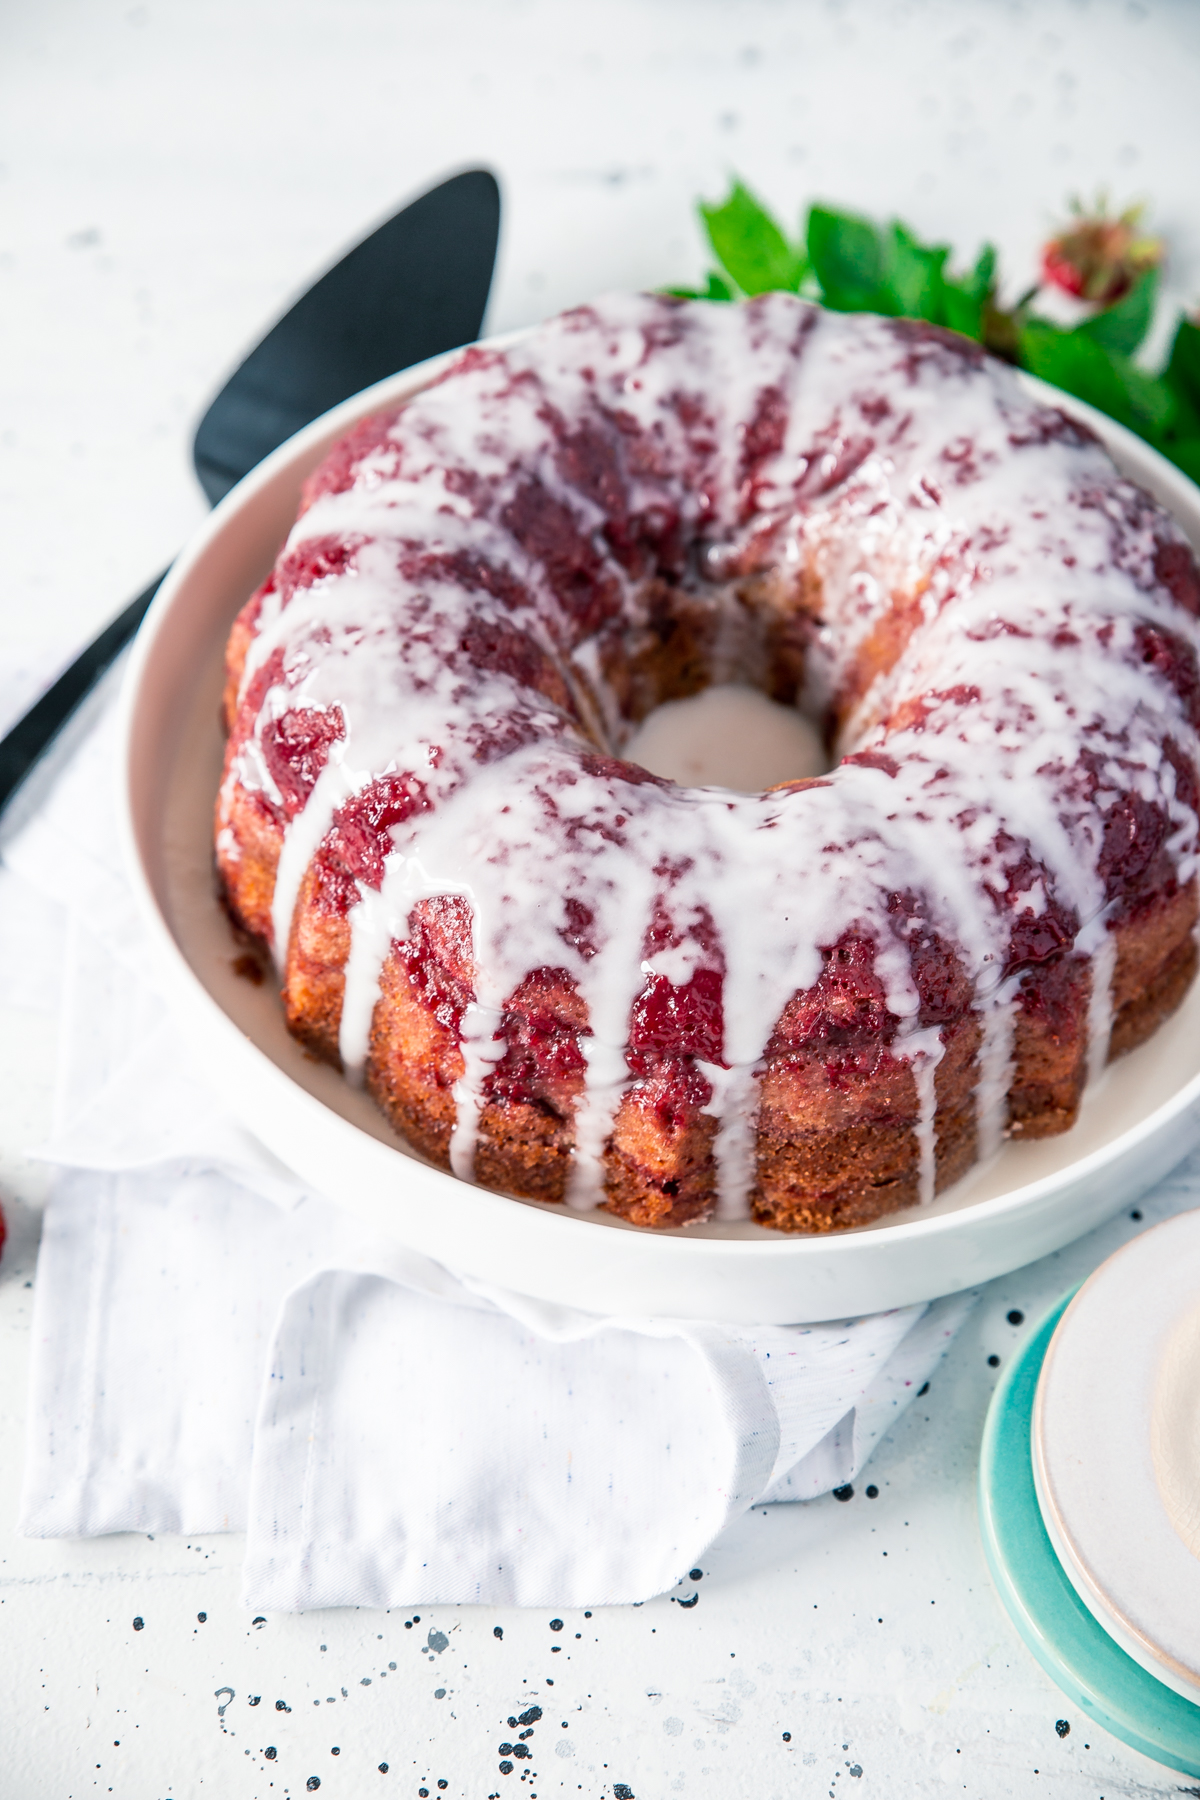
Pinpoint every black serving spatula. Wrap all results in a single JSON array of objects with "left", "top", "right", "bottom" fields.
[{"left": 0, "top": 167, "right": 501, "bottom": 816}]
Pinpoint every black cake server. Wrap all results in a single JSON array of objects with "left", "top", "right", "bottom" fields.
[{"left": 0, "top": 166, "right": 501, "bottom": 816}]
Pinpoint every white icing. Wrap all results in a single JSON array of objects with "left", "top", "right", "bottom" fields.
[
  {"left": 697, "top": 1061, "right": 763, "bottom": 1222},
  {"left": 217, "top": 292, "right": 1200, "bottom": 1221},
  {"left": 1081, "top": 909, "right": 1119, "bottom": 1089},
  {"left": 448, "top": 1002, "right": 509, "bottom": 1181},
  {"left": 975, "top": 971, "right": 1022, "bottom": 1164},
  {"left": 906, "top": 1024, "right": 947, "bottom": 1206}
]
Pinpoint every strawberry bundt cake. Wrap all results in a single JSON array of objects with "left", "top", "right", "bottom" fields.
[{"left": 215, "top": 293, "right": 1200, "bottom": 1233}]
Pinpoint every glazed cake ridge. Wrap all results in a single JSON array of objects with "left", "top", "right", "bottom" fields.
[{"left": 215, "top": 291, "right": 1200, "bottom": 1232}]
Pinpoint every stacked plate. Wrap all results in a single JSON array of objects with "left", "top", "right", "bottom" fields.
[{"left": 979, "top": 1210, "right": 1200, "bottom": 1775}]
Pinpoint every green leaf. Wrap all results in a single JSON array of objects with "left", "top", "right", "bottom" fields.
[
  {"left": 1154, "top": 318, "right": 1200, "bottom": 473},
  {"left": 806, "top": 205, "right": 886, "bottom": 311},
  {"left": 1165, "top": 437, "right": 1200, "bottom": 483},
  {"left": 1116, "top": 361, "right": 1177, "bottom": 435},
  {"left": 662, "top": 271, "right": 734, "bottom": 302},
  {"left": 1019, "top": 318, "right": 1175, "bottom": 437},
  {"left": 1166, "top": 315, "right": 1200, "bottom": 412},
  {"left": 881, "top": 222, "right": 950, "bottom": 322},
  {"left": 1077, "top": 268, "right": 1158, "bottom": 358},
  {"left": 699, "top": 182, "right": 806, "bottom": 297},
  {"left": 701, "top": 270, "right": 735, "bottom": 301},
  {"left": 941, "top": 244, "right": 997, "bottom": 343}
]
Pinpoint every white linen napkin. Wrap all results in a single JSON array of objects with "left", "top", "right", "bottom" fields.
[{"left": 4, "top": 681, "right": 974, "bottom": 1609}]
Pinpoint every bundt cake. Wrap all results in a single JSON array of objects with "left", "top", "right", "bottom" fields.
[{"left": 215, "top": 292, "right": 1200, "bottom": 1233}]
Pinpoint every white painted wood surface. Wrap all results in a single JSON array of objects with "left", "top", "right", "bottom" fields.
[{"left": 2, "top": 2, "right": 1200, "bottom": 1792}]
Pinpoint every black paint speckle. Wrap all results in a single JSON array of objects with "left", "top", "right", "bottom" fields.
[
  {"left": 782, "top": 1732, "right": 791, "bottom": 1742},
  {"left": 434, "top": 1687, "right": 446, "bottom": 1699},
  {"left": 549, "top": 1618, "right": 564, "bottom": 1632},
  {"left": 427, "top": 1629, "right": 450, "bottom": 1653},
  {"left": 832, "top": 1484, "right": 854, "bottom": 1502},
  {"left": 987, "top": 1354, "right": 1000, "bottom": 1368},
  {"left": 865, "top": 1485, "right": 879, "bottom": 1499},
  {"left": 307, "top": 1779, "right": 321, "bottom": 1792},
  {"left": 917, "top": 1381, "right": 930, "bottom": 1397},
  {"left": 132, "top": 1617, "right": 144, "bottom": 1632},
  {"left": 1007, "top": 1310, "right": 1025, "bottom": 1326},
  {"left": 331, "top": 1747, "right": 340, "bottom": 1755},
  {"left": 438, "top": 1783, "right": 448, "bottom": 1792},
  {"left": 253, "top": 1616, "right": 267, "bottom": 1628},
  {"left": 519, "top": 1706, "right": 543, "bottom": 1725},
  {"left": 499, "top": 1760, "right": 514, "bottom": 1775},
  {"left": 494, "top": 1626, "right": 504, "bottom": 1639},
  {"left": 1055, "top": 1719, "right": 1070, "bottom": 1738},
  {"left": 264, "top": 1748, "right": 277, "bottom": 1761},
  {"left": 1131, "top": 1209, "right": 1143, "bottom": 1221},
  {"left": 676, "top": 1593, "right": 699, "bottom": 1608},
  {"left": 379, "top": 1763, "right": 389, "bottom": 1774},
  {"left": 688, "top": 1569, "right": 703, "bottom": 1581},
  {"left": 248, "top": 1696, "right": 261, "bottom": 1707},
  {"left": 197, "top": 1612, "right": 207, "bottom": 1623},
  {"left": 614, "top": 1785, "right": 635, "bottom": 1798},
  {"left": 276, "top": 1700, "right": 292, "bottom": 1713}
]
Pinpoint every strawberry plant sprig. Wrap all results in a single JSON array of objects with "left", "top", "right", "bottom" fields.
[{"left": 669, "top": 181, "right": 1200, "bottom": 485}]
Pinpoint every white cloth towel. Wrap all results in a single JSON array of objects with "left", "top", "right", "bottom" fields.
[{"left": 3, "top": 682, "right": 974, "bottom": 1609}]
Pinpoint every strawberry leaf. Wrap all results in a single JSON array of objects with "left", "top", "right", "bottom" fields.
[
  {"left": 1077, "top": 268, "right": 1158, "bottom": 357},
  {"left": 881, "top": 222, "right": 950, "bottom": 321},
  {"left": 664, "top": 271, "right": 734, "bottom": 302},
  {"left": 941, "top": 244, "right": 997, "bottom": 343},
  {"left": 806, "top": 205, "right": 886, "bottom": 311},
  {"left": 701, "top": 270, "right": 735, "bottom": 302},
  {"left": 700, "top": 182, "right": 806, "bottom": 297},
  {"left": 1167, "top": 438, "right": 1200, "bottom": 483},
  {"left": 1019, "top": 318, "right": 1175, "bottom": 437},
  {"left": 1166, "top": 316, "right": 1200, "bottom": 413}
]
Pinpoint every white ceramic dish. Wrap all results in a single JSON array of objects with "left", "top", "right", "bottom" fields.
[
  {"left": 1033, "top": 1210, "right": 1200, "bottom": 1706},
  {"left": 117, "top": 338, "right": 1200, "bottom": 1323}
]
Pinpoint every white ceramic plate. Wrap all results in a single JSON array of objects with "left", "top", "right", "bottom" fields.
[
  {"left": 117, "top": 341, "right": 1200, "bottom": 1323},
  {"left": 1033, "top": 1210, "right": 1200, "bottom": 1706}
]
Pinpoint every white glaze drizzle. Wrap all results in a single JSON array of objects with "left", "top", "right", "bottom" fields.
[
  {"left": 1082, "top": 912, "right": 1119, "bottom": 1090},
  {"left": 906, "top": 1025, "right": 948, "bottom": 1206},
  {"left": 217, "top": 292, "right": 1200, "bottom": 1218},
  {"left": 974, "top": 972, "right": 1021, "bottom": 1164}
]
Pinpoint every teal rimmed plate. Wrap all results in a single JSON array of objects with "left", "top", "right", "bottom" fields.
[{"left": 978, "top": 1292, "right": 1200, "bottom": 1778}]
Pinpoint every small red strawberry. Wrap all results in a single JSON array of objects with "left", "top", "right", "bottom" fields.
[{"left": 1041, "top": 197, "right": 1162, "bottom": 304}]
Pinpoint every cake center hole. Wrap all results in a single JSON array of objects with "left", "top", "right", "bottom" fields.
[{"left": 622, "top": 684, "right": 829, "bottom": 793}]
